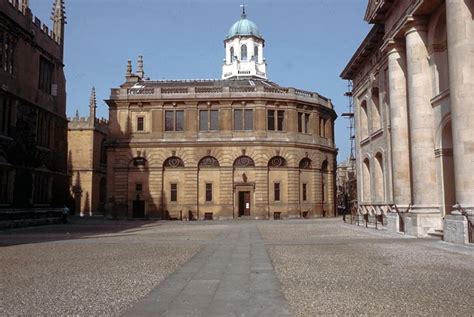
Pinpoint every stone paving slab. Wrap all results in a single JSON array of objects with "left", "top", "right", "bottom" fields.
[{"left": 123, "top": 224, "right": 291, "bottom": 317}]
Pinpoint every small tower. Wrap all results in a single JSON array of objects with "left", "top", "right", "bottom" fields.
[
  {"left": 88, "top": 87, "right": 97, "bottom": 125},
  {"left": 51, "top": 0, "right": 66, "bottom": 51},
  {"left": 222, "top": 5, "right": 267, "bottom": 79}
]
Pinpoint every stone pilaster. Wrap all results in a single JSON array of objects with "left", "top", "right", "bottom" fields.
[
  {"left": 446, "top": 0, "right": 474, "bottom": 212},
  {"left": 386, "top": 41, "right": 412, "bottom": 206}
]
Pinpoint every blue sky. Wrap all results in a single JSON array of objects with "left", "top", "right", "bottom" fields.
[{"left": 29, "top": 0, "right": 371, "bottom": 162}]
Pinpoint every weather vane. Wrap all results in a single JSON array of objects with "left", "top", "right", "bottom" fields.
[{"left": 240, "top": 4, "right": 246, "bottom": 18}]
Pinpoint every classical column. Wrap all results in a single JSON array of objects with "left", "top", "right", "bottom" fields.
[
  {"left": 446, "top": 0, "right": 474, "bottom": 212},
  {"left": 386, "top": 42, "right": 412, "bottom": 206},
  {"left": 405, "top": 21, "right": 438, "bottom": 211}
]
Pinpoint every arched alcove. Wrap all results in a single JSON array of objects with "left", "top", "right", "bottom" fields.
[
  {"left": 374, "top": 152, "right": 384, "bottom": 202},
  {"left": 362, "top": 158, "right": 371, "bottom": 202},
  {"left": 359, "top": 100, "right": 369, "bottom": 140},
  {"left": 371, "top": 88, "right": 381, "bottom": 131}
]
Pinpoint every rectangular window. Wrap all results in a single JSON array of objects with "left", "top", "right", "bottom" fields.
[
  {"left": 0, "top": 169, "right": 11, "bottom": 204},
  {"left": 277, "top": 110, "right": 284, "bottom": 131},
  {"left": 170, "top": 183, "right": 177, "bottom": 202},
  {"left": 320, "top": 117, "right": 327, "bottom": 137},
  {"left": 165, "top": 110, "right": 184, "bottom": 132},
  {"left": 234, "top": 109, "right": 242, "bottom": 130},
  {"left": 33, "top": 174, "right": 50, "bottom": 204},
  {"left": 175, "top": 110, "right": 184, "bottom": 131},
  {"left": 302, "top": 183, "right": 307, "bottom": 201},
  {"left": 137, "top": 117, "right": 144, "bottom": 131},
  {"left": 210, "top": 110, "right": 218, "bottom": 130},
  {"left": 200, "top": 110, "right": 219, "bottom": 131},
  {"left": 0, "top": 30, "right": 4, "bottom": 72},
  {"left": 267, "top": 110, "right": 275, "bottom": 131},
  {"left": 136, "top": 183, "right": 142, "bottom": 192},
  {"left": 244, "top": 109, "right": 253, "bottom": 130},
  {"left": 274, "top": 182, "right": 280, "bottom": 202},
  {"left": 39, "top": 56, "right": 54, "bottom": 94},
  {"left": 297, "top": 112, "right": 303, "bottom": 133},
  {"left": 1, "top": 31, "right": 15, "bottom": 75},
  {"left": 205, "top": 183, "right": 212, "bottom": 202},
  {"left": 199, "top": 110, "right": 208, "bottom": 131},
  {"left": 304, "top": 113, "right": 310, "bottom": 133}
]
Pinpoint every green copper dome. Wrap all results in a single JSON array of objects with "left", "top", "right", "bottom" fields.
[{"left": 227, "top": 10, "right": 262, "bottom": 39}]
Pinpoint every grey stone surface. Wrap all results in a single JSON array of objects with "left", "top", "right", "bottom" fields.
[
  {"left": 1, "top": 217, "right": 473, "bottom": 316},
  {"left": 123, "top": 223, "right": 291, "bottom": 317}
]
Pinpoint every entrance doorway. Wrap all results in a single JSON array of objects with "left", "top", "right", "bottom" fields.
[
  {"left": 238, "top": 191, "right": 251, "bottom": 217},
  {"left": 132, "top": 200, "right": 145, "bottom": 218}
]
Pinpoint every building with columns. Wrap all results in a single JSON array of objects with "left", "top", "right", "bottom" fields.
[
  {"left": 341, "top": 0, "right": 473, "bottom": 244},
  {"left": 0, "top": 0, "right": 68, "bottom": 227},
  {"left": 105, "top": 9, "right": 337, "bottom": 220},
  {"left": 68, "top": 88, "right": 108, "bottom": 216}
]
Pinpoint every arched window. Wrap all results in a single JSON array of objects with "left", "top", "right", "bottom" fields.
[
  {"left": 253, "top": 45, "right": 258, "bottom": 61},
  {"left": 268, "top": 156, "right": 286, "bottom": 168},
  {"left": 374, "top": 152, "right": 384, "bottom": 201},
  {"left": 372, "top": 88, "right": 381, "bottom": 131},
  {"left": 198, "top": 156, "right": 220, "bottom": 168},
  {"left": 234, "top": 155, "right": 255, "bottom": 167},
  {"left": 359, "top": 100, "right": 369, "bottom": 140},
  {"left": 163, "top": 156, "right": 184, "bottom": 168},
  {"left": 241, "top": 44, "right": 247, "bottom": 61},
  {"left": 362, "top": 158, "right": 371, "bottom": 202},
  {"left": 230, "top": 47, "right": 235, "bottom": 62},
  {"left": 299, "top": 158, "right": 312, "bottom": 169}
]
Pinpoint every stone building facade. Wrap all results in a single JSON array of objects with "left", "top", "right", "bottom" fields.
[
  {"left": 105, "top": 10, "right": 337, "bottom": 220},
  {"left": 0, "top": 0, "right": 68, "bottom": 225},
  {"left": 68, "top": 88, "right": 108, "bottom": 216},
  {"left": 341, "top": 0, "right": 473, "bottom": 243}
]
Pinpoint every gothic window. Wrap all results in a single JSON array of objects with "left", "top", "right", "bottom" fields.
[
  {"left": 33, "top": 173, "right": 51, "bottom": 204},
  {"left": 164, "top": 156, "right": 184, "bottom": 168},
  {"left": 199, "top": 156, "right": 220, "bottom": 168},
  {"left": 100, "top": 139, "right": 107, "bottom": 165},
  {"left": 0, "top": 94, "right": 12, "bottom": 136},
  {"left": 234, "top": 155, "right": 255, "bottom": 167},
  {"left": 39, "top": 56, "right": 54, "bottom": 94},
  {"left": 0, "top": 168, "right": 12, "bottom": 204},
  {"left": 36, "top": 109, "right": 53, "bottom": 148},
  {"left": 234, "top": 109, "right": 253, "bottom": 131},
  {"left": 205, "top": 183, "right": 212, "bottom": 202},
  {"left": 199, "top": 110, "right": 219, "bottom": 131},
  {"left": 1, "top": 30, "right": 15, "bottom": 75},
  {"left": 241, "top": 44, "right": 247, "bottom": 61},
  {"left": 165, "top": 110, "right": 184, "bottom": 132},
  {"left": 299, "top": 158, "right": 312, "bottom": 169},
  {"left": 267, "top": 110, "right": 285, "bottom": 131},
  {"left": 268, "top": 156, "right": 286, "bottom": 168}
]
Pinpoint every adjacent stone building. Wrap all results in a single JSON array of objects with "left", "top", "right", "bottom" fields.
[
  {"left": 105, "top": 9, "right": 337, "bottom": 220},
  {"left": 341, "top": 0, "right": 473, "bottom": 243},
  {"left": 68, "top": 88, "right": 108, "bottom": 216},
  {"left": 0, "top": 0, "right": 68, "bottom": 226}
]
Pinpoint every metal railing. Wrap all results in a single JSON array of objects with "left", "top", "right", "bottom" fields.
[{"left": 455, "top": 203, "right": 474, "bottom": 244}]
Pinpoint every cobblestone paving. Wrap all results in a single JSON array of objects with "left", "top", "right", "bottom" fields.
[
  {"left": 259, "top": 220, "right": 474, "bottom": 316},
  {"left": 1, "top": 218, "right": 473, "bottom": 316}
]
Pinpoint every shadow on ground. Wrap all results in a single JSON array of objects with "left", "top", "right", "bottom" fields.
[{"left": 0, "top": 216, "right": 165, "bottom": 247}]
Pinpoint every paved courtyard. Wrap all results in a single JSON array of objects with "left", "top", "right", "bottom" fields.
[{"left": 1, "top": 218, "right": 473, "bottom": 316}]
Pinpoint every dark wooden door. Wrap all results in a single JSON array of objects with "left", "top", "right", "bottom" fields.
[
  {"left": 238, "top": 191, "right": 251, "bottom": 217},
  {"left": 133, "top": 200, "right": 145, "bottom": 218}
]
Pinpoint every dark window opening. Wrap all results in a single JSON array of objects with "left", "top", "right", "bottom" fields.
[
  {"left": 205, "top": 183, "right": 212, "bottom": 202},
  {"left": 0, "top": 169, "right": 11, "bottom": 204},
  {"left": 302, "top": 183, "right": 307, "bottom": 201},
  {"left": 274, "top": 183, "right": 280, "bottom": 202},
  {"left": 137, "top": 117, "right": 144, "bottom": 131},
  {"left": 165, "top": 110, "right": 184, "bottom": 132},
  {"left": 234, "top": 109, "right": 253, "bottom": 131},
  {"left": 136, "top": 183, "right": 143, "bottom": 192},
  {"left": 170, "top": 183, "right": 177, "bottom": 202},
  {"left": 39, "top": 56, "right": 54, "bottom": 94},
  {"left": 200, "top": 110, "right": 219, "bottom": 131}
]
